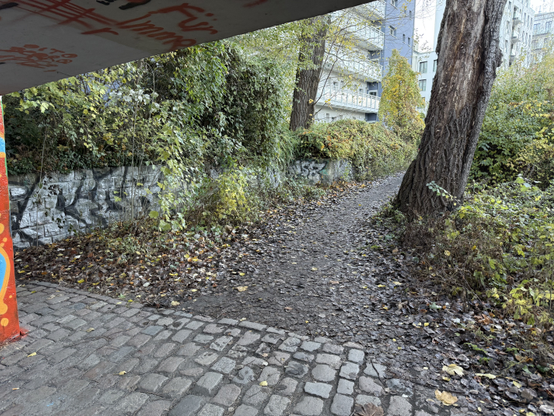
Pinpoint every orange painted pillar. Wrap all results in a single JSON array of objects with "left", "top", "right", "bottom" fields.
[{"left": 0, "top": 96, "right": 21, "bottom": 343}]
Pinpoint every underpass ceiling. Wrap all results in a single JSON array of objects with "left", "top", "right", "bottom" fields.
[{"left": 0, "top": 0, "right": 374, "bottom": 94}]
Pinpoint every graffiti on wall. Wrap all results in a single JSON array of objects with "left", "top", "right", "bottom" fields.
[
  {"left": 288, "top": 159, "right": 352, "bottom": 185},
  {"left": 0, "top": 96, "right": 20, "bottom": 342},
  {"left": 9, "top": 166, "right": 163, "bottom": 249},
  {"left": 288, "top": 160, "right": 328, "bottom": 183}
]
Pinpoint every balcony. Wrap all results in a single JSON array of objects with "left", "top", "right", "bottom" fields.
[
  {"left": 511, "top": 31, "right": 521, "bottom": 43},
  {"left": 323, "top": 55, "right": 382, "bottom": 81},
  {"left": 353, "top": 1, "right": 386, "bottom": 21},
  {"left": 331, "top": 10, "right": 385, "bottom": 50},
  {"left": 513, "top": 12, "right": 522, "bottom": 25},
  {"left": 317, "top": 87, "right": 380, "bottom": 113}
]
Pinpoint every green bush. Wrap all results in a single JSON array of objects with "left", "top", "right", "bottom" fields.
[
  {"left": 294, "top": 119, "right": 417, "bottom": 180},
  {"left": 3, "top": 42, "right": 290, "bottom": 176},
  {"left": 472, "top": 50, "right": 554, "bottom": 187},
  {"left": 408, "top": 178, "right": 554, "bottom": 330}
]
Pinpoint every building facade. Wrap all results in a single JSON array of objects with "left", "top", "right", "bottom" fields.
[
  {"left": 532, "top": 12, "right": 554, "bottom": 62},
  {"left": 314, "top": 0, "right": 415, "bottom": 123},
  {"left": 415, "top": 0, "right": 535, "bottom": 114}
]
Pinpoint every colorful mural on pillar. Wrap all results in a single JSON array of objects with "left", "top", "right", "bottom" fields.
[{"left": 0, "top": 96, "right": 21, "bottom": 343}]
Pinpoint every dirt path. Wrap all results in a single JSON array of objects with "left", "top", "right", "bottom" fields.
[
  {"left": 190, "top": 174, "right": 405, "bottom": 340},
  {"left": 187, "top": 174, "right": 502, "bottom": 412}
]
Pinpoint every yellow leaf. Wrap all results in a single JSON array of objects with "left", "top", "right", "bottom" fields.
[
  {"left": 27, "top": 352, "right": 37, "bottom": 357},
  {"left": 424, "top": 323, "right": 429, "bottom": 327},
  {"left": 444, "top": 250, "right": 451, "bottom": 256},
  {"left": 311, "top": 267, "right": 318, "bottom": 271},
  {"left": 171, "top": 301, "right": 180, "bottom": 306},
  {"left": 512, "top": 380, "right": 522, "bottom": 388},
  {"left": 77, "top": 279, "right": 85, "bottom": 284},
  {"left": 86, "top": 328, "right": 95, "bottom": 333},
  {"left": 236, "top": 286, "right": 248, "bottom": 292},
  {"left": 239, "top": 272, "right": 245, "bottom": 276},
  {"left": 377, "top": 284, "right": 386, "bottom": 288},
  {"left": 435, "top": 390, "right": 458, "bottom": 406},
  {"left": 190, "top": 289, "right": 197, "bottom": 292},
  {"left": 119, "top": 371, "right": 127, "bottom": 376},
  {"left": 442, "top": 364, "right": 464, "bottom": 376},
  {"left": 259, "top": 381, "right": 268, "bottom": 387}
]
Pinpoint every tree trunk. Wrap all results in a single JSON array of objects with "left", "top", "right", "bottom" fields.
[
  {"left": 289, "top": 17, "right": 328, "bottom": 131},
  {"left": 395, "top": 0, "right": 506, "bottom": 218}
]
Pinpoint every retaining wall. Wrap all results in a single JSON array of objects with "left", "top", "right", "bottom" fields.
[{"left": 9, "top": 159, "right": 350, "bottom": 249}]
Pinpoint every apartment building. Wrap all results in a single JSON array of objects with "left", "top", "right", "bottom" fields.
[
  {"left": 532, "top": 12, "right": 554, "bottom": 62},
  {"left": 415, "top": 0, "right": 535, "bottom": 114},
  {"left": 314, "top": 1, "right": 385, "bottom": 123},
  {"left": 314, "top": 0, "right": 415, "bottom": 123}
]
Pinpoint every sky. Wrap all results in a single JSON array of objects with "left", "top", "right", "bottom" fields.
[{"left": 415, "top": 0, "right": 554, "bottom": 51}]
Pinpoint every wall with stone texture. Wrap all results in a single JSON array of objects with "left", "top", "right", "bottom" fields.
[
  {"left": 9, "top": 166, "right": 163, "bottom": 249},
  {"left": 9, "top": 160, "right": 349, "bottom": 250},
  {"left": 288, "top": 159, "right": 352, "bottom": 185}
]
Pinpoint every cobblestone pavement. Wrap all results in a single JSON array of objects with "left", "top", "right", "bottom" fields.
[{"left": 0, "top": 282, "right": 474, "bottom": 416}]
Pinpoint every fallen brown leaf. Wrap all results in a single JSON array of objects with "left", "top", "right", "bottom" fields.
[{"left": 354, "top": 403, "right": 384, "bottom": 416}]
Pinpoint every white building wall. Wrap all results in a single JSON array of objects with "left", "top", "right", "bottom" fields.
[
  {"left": 315, "top": 2, "right": 386, "bottom": 123},
  {"left": 416, "top": 0, "right": 535, "bottom": 115}
]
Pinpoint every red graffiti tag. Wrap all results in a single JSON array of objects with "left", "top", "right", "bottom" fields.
[
  {"left": 10, "top": 1, "right": 219, "bottom": 50},
  {"left": 243, "top": 0, "right": 269, "bottom": 7},
  {"left": 0, "top": 44, "right": 77, "bottom": 69}
]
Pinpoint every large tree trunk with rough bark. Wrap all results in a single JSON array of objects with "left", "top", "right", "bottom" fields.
[
  {"left": 289, "top": 17, "right": 328, "bottom": 131},
  {"left": 395, "top": 0, "right": 506, "bottom": 218}
]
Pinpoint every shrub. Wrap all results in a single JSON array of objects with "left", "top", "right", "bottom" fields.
[
  {"left": 294, "top": 119, "right": 417, "bottom": 180},
  {"left": 472, "top": 50, "right": 554, "bottom": 187},
  {"left": 3, "top": 42, "right": 290, "bottom": 176},
  {"left": 407, "top": 177, "right": 554, "bottom": 330}
]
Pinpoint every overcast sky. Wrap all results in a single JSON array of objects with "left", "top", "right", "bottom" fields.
[{"left": 415, "top": 0, "right": 554, "bottom": 51}]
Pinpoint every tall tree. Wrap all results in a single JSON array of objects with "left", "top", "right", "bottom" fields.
[
  {"left": 289, "top": 16, "right": 329, "bottom": 131},
  {"left": 378, "top": 49, "right": 424, "bottom": 142},
  {"left": 395, "top": 0, "right": 507, "bottom": 217}
]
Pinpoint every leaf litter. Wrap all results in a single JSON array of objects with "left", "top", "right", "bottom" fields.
[{"left": 14, "top": 173, "right": 554, "bottom": 415}]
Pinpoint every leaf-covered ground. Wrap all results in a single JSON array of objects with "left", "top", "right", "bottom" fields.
[{"left": 16, "top": 173, "right": 554, "bottom": 415}]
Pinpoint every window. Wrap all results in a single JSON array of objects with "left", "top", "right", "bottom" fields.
[
  {"left": 389, "top": 26, "right": 397, "bottom": 37},
  {"left": 534, "top": 23, "right": 541, "bottom": 33},
  {"left": 419, "top": 79, "right": 427, "bottom": 92},
  {"left": 433, "top": 59, "right": 437, "bottom": 72},
  {"left": 547, "top": 21, "right": 553, "bottom": 33},
  {"left": 369, "top": 91, "right": 377, "bottom": 96},
  {"left": 409, "top": 11, "right": 412, "bottom": 19},
  {"left": 391, "top": 0, "right": 398, "bottom": 7},
  {"left": 407, "top": 37, "right": 411, "bottom": 45},
  {"left": 419, "top": 61, "right": 428, "bottom": 73},
  {"left": 403, "top": 34, "right": 406, "bottom": 43}
]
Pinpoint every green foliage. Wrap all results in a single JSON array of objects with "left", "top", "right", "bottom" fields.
[
  {"left": 411, "top": 177, "right": 554, "bottom": 330},
  {"left": 188, "top": 168, "right": 258, "bottom": 226},
  {"left": 473, "top": 49, "right": 554, "bottom": 187},
  {"left": 4, "top": 43, "right": 290, "bottom": 231},
  {"left": 378, "top": 49, "right": 425, "bottom": 142},
  {"left": 4, "top": 42, "right": 289, "bottom": 176},
  {"left": 294, "top": 119, "right": 418, "bottom": 180}
]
